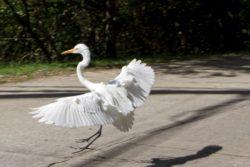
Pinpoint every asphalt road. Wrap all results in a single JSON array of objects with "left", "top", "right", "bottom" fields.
[{"left": 1, "top": 55, "right": 250, "bottom": 167}]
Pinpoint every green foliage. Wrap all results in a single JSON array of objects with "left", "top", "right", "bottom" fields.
[{"left": 0, "top": 0, "right": 249, "bottom": 63}]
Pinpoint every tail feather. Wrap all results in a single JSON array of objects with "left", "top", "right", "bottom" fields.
[{"left": 112, "top": 112, "right": 134, "bottom": 132}]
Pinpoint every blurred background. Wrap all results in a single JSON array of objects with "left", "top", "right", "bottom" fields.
[{"left": 0, "top": 0, "right": 249, "bottom": 63}]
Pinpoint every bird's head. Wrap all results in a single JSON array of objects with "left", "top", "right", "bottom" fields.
[{"left": 61, "top": 43, "right": 89, "bottom": 55}]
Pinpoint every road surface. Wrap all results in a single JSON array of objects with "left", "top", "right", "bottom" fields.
[{"left": 1, "top": 54, "right": 250, "bottom": 167}]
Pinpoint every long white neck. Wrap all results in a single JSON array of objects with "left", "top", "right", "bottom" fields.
[{"left": 76, "top": 49, "right": 95, "bottom": 91}]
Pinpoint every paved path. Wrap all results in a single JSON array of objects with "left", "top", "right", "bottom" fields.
[{"left": 1, "top": 54, "right": 250, "bottom": 167}]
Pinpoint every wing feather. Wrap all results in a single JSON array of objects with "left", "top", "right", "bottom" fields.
[
  {"left": 30, "top": 92, "right": 118, "bottom": 128},
  {"left": 31, "top": 59, "right": 154, "bottom": 131},
  {"left": 109, "top": 59, "right": 155, "bottom": 108}
]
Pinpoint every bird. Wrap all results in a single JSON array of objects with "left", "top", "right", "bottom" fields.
[{"left": 30, "top": 43, "right": 155, "bottom": 151}]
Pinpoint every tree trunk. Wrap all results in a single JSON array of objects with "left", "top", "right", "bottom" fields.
[
  {"left": 105, "top": 0, "right": 117, "bottom": 58},
  {"left": 3, "top": 0, "right": 52, "bottom": 62}
]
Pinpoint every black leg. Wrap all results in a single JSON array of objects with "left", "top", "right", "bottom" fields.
[
  {"left": 75, "top": 125, "right": 103, "bottom": 143},
  {"left": 73, "top": 125, "right": 103, "bottom": 153},
  {"left": 81, "top": 125, "right": 102, "bottom": 149}
]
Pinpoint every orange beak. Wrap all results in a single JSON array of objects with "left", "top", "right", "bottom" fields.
[{"left": 61, "top": 48, "right": 76, "bottom": 55}]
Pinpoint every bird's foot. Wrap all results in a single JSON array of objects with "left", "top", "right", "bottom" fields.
[
  {"left": 71, "top": 125, "right": 102, "bottom": 153},
  {"left": 70, "top": 141, "right": 94, "bottom": 150},
  {"left": 75, "top": 138, "right": 90, "bottom": 143},
  {"left": 71, "top": 145, "right": 94, "bottom": 154}
]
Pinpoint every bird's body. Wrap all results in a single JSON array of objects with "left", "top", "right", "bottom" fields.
[{"left": 31, "top": 43, "right": 155, "bottom": 150}]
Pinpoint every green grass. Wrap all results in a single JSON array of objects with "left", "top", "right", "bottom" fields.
[
  {"left": 0, "top": 56, "right": 169, "bottom": 84},
  {"left": 1, "top": 52, "right": 238, "bottom": 84},
  {"left": 0, "top": 51, "right": 218, "bottom": 84},
  {"left": 0, "top": 62, "right": 76, "bottom": 76},
  {"left": 0, "top": 62, "right": 76, "bottom": 84}
]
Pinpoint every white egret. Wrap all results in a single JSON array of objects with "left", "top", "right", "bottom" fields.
[{"left": 31, "top": 43, "right": 155, "bottom": 150}]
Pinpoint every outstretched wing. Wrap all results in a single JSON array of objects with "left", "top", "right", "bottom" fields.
[
  {"left": 31, "top": 59, "right": 154, "bottom": 131},
  {"left": 30, "top": 92, "right": 118, "bottom": 128},
  {"left": 109, "top": 59, "right": 155, "bottom": 108}
]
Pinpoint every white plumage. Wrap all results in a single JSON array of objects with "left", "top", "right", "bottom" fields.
[{"left": 31, "top": 44, "right": 155, "bottom": 132}]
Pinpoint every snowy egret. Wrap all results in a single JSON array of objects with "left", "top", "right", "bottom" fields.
[{"left": 31, "top": 43, "right": 155, "bottom": 150}]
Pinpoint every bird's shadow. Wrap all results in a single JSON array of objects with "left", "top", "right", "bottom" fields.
[{"left": 147, "top": 145, "right": 222, "bottom": 167}]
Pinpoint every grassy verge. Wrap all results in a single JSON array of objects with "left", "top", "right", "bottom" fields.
[
  {"left": 1, "top": 52, "right": 247, "bottom": 84},
  {"left": 0, "top": 62, "right": 75, "bottom": 84},
  {"left": 0, "top": 57, "right": 166, "bottom": 84}
]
